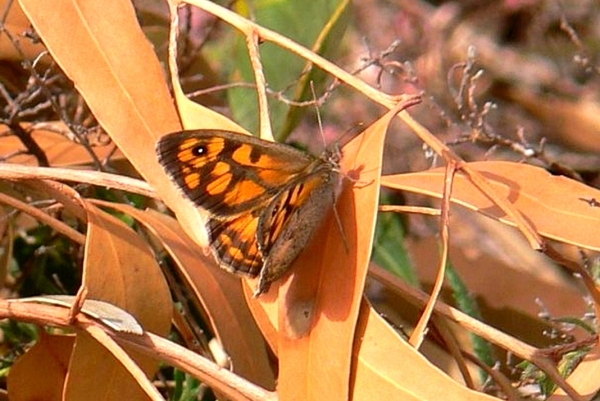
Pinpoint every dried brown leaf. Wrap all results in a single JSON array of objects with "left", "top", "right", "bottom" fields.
[
  {"left": 352, "top": 301, "right": 500, "bottom": 401},
  {"left": 253, "top": 105, "right": 397, "bottom": 401},
  {"left": 382, "top": 161, "right": 600, "bottom": 251},
  {"left": 7, "top": 333, "right": 73, "bottom": 401},
  {"left": 61, "top": 202, "right": 171, "bottom": 399},
  {"left": 90, "top": 200, "right": 275, "bottom": 389}
]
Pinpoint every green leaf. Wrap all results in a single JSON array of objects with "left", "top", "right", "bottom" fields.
[
  {"left": 445, "top": 265, "right": 495, "bottom": 380},
  {"left": 372, "top": 206, "right": 418, "bottom": 286},
  {"left": 228, "top": 0, "right": 351, "bottom": 140}
]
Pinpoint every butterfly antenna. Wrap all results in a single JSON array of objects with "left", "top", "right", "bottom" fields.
[{"left": 310, "top": 81, "right": 327, "bottom": 149}]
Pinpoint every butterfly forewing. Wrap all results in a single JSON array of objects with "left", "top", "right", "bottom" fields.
[{"left": 157, "top": 130, "right": 317, "bottom": 217}]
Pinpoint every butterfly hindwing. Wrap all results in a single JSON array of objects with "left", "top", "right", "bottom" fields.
[
  {"left": 206, "top": 212, "right": 264, "bottom": 277},
  {"left": 254, "top": 168, "right": 339, "bottom": 293}
]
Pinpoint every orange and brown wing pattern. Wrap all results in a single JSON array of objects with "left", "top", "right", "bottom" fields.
[
  {"left": 156, "top": 130, "right": 316, "bottom": 218},
  {"left": 206, "top": 168, "right": 337, "bottom": 288},
  {"left": 206, "top": 212, "right": 264, "bottom": 277},
  {"left": 156, "top": 129, "right": 342, "bottom": 295},
  {"left": 252, "top": 167, "right": 338, "bottom": 293},
  {"left": 257, "top": 170, "right": 332, "bottom": 254}
]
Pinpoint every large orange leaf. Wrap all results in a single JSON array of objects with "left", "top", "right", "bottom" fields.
[
  {"left": 252, "top": 106, "right": 399, "bottom": 401},
  {"left": 90, "top": 200, "right": 275, "bottom": 389},
  {"left": 81, "top": 202, "right": 171, "bottom": 337},
  {"left": 62, "top": 202, "right": 172, "bottom": 400},
  {"left": 352, "top": 301, "right": 499, "bottom": 401},
  {"left": 7, "top": 333, "right": 74, "bottom": 401},
  {"left": 382, "top": 161, "right": 600, "bottom": 251}
]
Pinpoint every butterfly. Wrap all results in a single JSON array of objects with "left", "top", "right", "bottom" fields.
[{"left": 156, "top": 129, "right": 342, "bottom": 296}]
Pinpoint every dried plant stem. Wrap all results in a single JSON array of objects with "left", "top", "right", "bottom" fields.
[
  {"left": 0, "top": 164, "right": 156, "bottom": 198},
  {"left": 245, "top": 29, "right": 273, "bottom": 142},
  {"left": 432, "top": 315, "right": 475, "bottom": 389},
  {"left": 409, "top": 162, "right": 456, "bottom": 348},
  {"left": 378, "top": 204, "right": 441, "bottom": 216},
  {"left": 0, "top": 190, "right": 85, "bottom": 244},
  {"left": 0, "top": 300, "right": 275, "bottom": 401},
  {"left": 371, "top": 266, "right": 586, "bottom": 400}
]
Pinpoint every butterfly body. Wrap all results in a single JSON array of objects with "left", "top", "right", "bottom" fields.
[{"left": 156, "top": 130, "right": 341, "bottom": 296}]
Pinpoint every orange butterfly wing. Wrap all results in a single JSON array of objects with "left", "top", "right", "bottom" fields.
[
  {"left": 156, "top": 129, "right": 340, "bottom": 295},
  {"left": 156, "top": 130, "right": 318, "bottom": 217},
  {"left": 254, "top": 170, "right": 339, "bottom": 293},
  {"left": 207, "top": 212, "right": 264, "bottom": 277}
]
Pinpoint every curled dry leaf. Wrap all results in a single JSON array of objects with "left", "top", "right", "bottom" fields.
[
  {"left": 17, "top": 295, "right": 143, "bottom": 335},
  {"left": 381, "top": 161, "right": 600, "bottom": 251}
]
